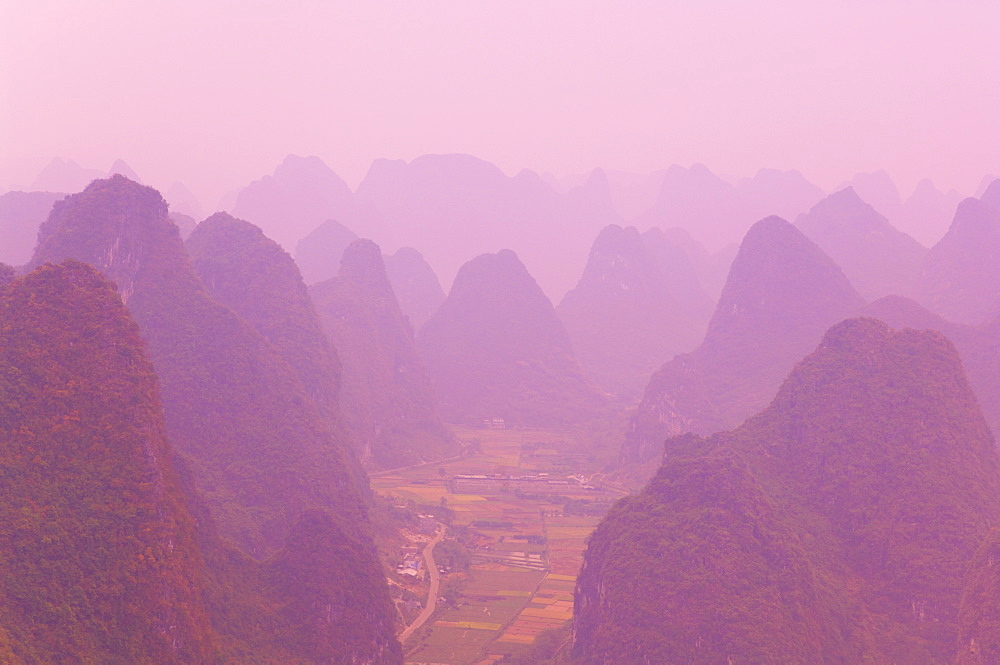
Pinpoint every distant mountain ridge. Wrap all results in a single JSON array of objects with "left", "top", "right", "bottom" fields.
[
  {"left": 418, "top": 249, "right": 607, "bottom": 427},
  {"left": 0, "top": 190, "right": 64, "bottom": 267},
  {"left": 795, "top": 186, "right": 927, "bottom": 300},
  {"left": 384, "top": 246, "right": 447, "bottom": 332},
  {"left": 232, "top": 154, "right": 356, "bottom": 253},
  {"left": 918, "top": 196, "right": 1000, "bottom": 324},
  {"left": 633, "top": 164, "right": 827, "bottom": 252},
  {"left": 311, "top": 238, "right": 457, "bottom": 468},
  {"left": 557, "top": 224, "right": 709, "bottom": 401},
  {"left": 620, "top": 216, "right": 864, "bottom": 468},
  {"left": 294, "top": 218, "right": 359, "bottom": 285}
]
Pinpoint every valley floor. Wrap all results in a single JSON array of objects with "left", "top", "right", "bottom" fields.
[{"left": 372, "top": 426, "right": 623, "bottom": 665}]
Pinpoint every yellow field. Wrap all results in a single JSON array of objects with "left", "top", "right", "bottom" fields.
[
  {"left": 448, "top": 494, "right": 488, "bottom": 503},
  {"left": 435, "top": 621, "right": 504, "bottom": 631}
]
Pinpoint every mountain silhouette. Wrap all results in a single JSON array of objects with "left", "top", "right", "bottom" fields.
[
  {"left": 311, "top": 238, "right": 457, "bottom": 468},
  {"left": 418, "top": 249, "right": 607, "bottom": 427},
  {"left": 795, "top": 186, "right": 926, "bottom": 300},
  {"left": 294, "top": 218, "right": 359, "bottom": 285},
  {"left": 384, "top": 245, "right": 446, "bottom": 332},
  {"left": 621, "top": 216, "right": 863, "bottom": 468},
  {"left": 557, "top": 224, "right": 707, "bottom": 401},
  {"left": 918, "top": 198, "right": 1000, "bottom": 324}
]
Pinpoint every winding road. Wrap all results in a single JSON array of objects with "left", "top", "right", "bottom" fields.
[{"left": 399, "top": 523, "right": 445, "bottom": 645}]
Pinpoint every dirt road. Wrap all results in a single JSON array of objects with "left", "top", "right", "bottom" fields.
[{"left": 399, "top": 524, "right": 445, "bottom": 645}]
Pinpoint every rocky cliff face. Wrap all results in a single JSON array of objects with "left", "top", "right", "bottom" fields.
[
  {"left": 576, "top": 318, "right": 1000, "bottom": 664},
  {"left": 954, "top": 530, "right": 1000, "bottom": 665}
]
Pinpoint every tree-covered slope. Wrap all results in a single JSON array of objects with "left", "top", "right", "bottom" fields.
[
  {"left": 576, "top": 318, "right": 1000, "bottom": 664},
  {"left": 418, "top": 249, "right": 608, "bottom": 427},
  {"left": 28, "top": 176, "right": 400, "bottom": 663},
  {"left": 0, "top": 261, "right": 217, "bottom": 664},
  {"left": 954, "top": 529, "right": 1000, "bottom": 665},
  {"left": 185, "top": 212, "right": 343, "bottom": 425},
  {"left": 862, "top": 296, "right": 1000, "bottom": 445},
  {"left": 310, "top": 239, "right": 457, "bottom": 468}
]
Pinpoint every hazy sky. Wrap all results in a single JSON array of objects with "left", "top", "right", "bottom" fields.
[{"left": 2, "top": 1, "right": 998, "bottom": 206}]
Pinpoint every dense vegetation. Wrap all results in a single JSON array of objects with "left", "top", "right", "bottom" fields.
[
  {"left": 310, "top": 238, "right": 457, "bottom": 468},
  {"left": 621, "top": 216, "right": 864, "bottom": 468},
  {"left": 418, "top": 249, "right": 608, "bottom": 427},
  {"left": 28, "top": 176, "right": 400, "bottom": 663},
  {"left": 863, "top": 295, "right": 1000, "bottom": 455},
  {"left": 0, "top": 261, "right": 217, "bottom": 663},
  {"left": 953, "top": 530, "right": 1000, "bottom": 664},
  {"left": 185, "top": 212, "right": 344, "bottom": 426},
  {"left": 576, "top": 318, "right": 1000, "bottom": 664},
  {"left": 0, "top": 260, "right": 404, "bottom": 663}
]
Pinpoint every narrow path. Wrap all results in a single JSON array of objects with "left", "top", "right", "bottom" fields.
[{"left": 399, "top": 524, "right": 445, "bottom": 645}]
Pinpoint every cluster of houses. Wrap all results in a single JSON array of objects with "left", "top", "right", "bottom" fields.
[{"left": 396, "top": 553, "right": 424, "bottom": 579}]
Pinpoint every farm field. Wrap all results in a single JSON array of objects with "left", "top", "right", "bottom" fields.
[{"left": 373, "top": 425, "right": 622, "bottom": 665}]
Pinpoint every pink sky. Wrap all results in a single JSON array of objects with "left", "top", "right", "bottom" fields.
[{"left": 2, "top": 1, "right": 998, "bottom": 206}]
